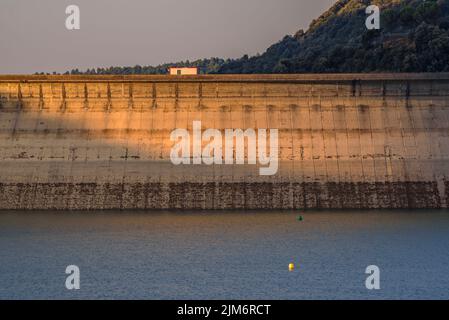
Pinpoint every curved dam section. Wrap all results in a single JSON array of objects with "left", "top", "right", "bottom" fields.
[{"left": 0, "top": 73, "right": 449, "bottom": 210}]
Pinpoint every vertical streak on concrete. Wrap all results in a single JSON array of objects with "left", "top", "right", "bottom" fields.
[
  {"left": 365, "top": 94, "right": 378, "bottom": 207},
  {"left": 60, "top": 83, "right": 67, "bottom": 111},
  {"left": 83, "top": 83, "right": 89, "bottom": 110},
  {"left": 38, "top": 84, "right": 44, "bottom": 110},
  {"left": 330, "top": 96, "right": 342, "bottom": 205},
  {"left": 106, "top": 83, "right": 112, "bottom": 111},
  {"left": 307, "top": 88, "right": 318, "bottom": 207},
  {"left": 17, "top": 83, "right": 23, "bottom": 110},
  {"left": 174, "top": 82, "right": 179, "bottom": 111},
  {"left": 318, "top": 95, "right": 330, "bottom": 207},
  {"left": 152, "top": 82, "right": 157, "bottom": 110},
  {"left": 354, "top": 90, "right": 365, "bottom": 208},
  {"left": 288, "top": 102, "right": 295, "bottom": 209},
  {"left": 128, "top": 83, "right": 134, "bottom": 110},
  {"left": 344, "top": 88, "right": 360, "bottom": 207},
  {"left": 406, "top": 87, "right": 423, "bottom": 182},
  {"left": 198, "top": 82, "right": 203, "bottom": 110}
]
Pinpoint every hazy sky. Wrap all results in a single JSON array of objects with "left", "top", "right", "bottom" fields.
[{"left": 0, "top": 0, "right": 335, "bottom": 74}]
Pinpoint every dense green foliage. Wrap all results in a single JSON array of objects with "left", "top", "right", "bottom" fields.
[
  {"left": 59, "top": 0, "right": 449, "bottom": 74},
  {"left": 219, "top": 0, "right": 449, "bottom": 73}
]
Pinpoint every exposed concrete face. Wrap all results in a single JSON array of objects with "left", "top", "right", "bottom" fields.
[{"left": 0, "top": 74, "right": 449, "bottom": 210}]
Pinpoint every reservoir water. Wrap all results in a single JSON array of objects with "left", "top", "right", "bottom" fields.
[{"left": 0, "top": 210, "right": 448, "bottom": 300}]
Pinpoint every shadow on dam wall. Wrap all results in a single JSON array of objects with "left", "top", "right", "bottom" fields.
[{"left": 0, "top": 74, "right": 449, "bottom": 210}]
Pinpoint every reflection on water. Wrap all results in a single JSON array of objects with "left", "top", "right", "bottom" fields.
[{"left": 0, "top": 210, "right": 449, "bottom": 300}]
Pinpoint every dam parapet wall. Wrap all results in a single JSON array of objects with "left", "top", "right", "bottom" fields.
[{"left": 1, "top": 73, "right": 449, "bottom": 209}]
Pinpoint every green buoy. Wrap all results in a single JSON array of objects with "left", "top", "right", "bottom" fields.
[{"left": 297, "top": 215, "right": 304, "bottom": 221}]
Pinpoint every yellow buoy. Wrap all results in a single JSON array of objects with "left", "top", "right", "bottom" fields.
[{"left": 289, "top": 263, "right": 295, "bottom": 271}]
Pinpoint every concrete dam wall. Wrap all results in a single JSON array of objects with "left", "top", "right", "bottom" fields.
[{"left": 1, "top": 73, "right": 449, "bottom": 210}]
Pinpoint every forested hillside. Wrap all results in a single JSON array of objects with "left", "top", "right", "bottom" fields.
[
  {"left": 219, "top": 0, "right": 449, "bottom": 73},
  {"left": 60, "top": 0, "right": 449, "bottom": 74}
]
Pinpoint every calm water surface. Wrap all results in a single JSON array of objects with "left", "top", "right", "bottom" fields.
[{"left": 0, "top": 210, "right": 448, "bottom": 300}]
